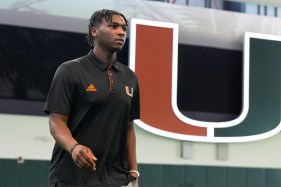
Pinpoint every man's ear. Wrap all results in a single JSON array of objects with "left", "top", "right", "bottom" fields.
[{"left": 91, "top": 27, "right": 97, "bottom": 38}]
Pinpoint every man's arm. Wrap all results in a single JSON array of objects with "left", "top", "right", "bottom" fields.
[
  {"left": 49, "top": 113, "right": 97, "bottom": 171},
  {"left": 126, "top": 121, "right": 139, "bottom": 178}
]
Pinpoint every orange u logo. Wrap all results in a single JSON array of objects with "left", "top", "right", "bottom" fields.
[{"left": 129, "top": 19, "right": 281, "bottom": 142}]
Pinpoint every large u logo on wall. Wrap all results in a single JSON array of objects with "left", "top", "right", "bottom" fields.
[{"left": 129, "top": 19, "right": 281, "bottom": 142}]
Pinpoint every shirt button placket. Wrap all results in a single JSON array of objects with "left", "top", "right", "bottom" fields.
[{"left": 107, "top": 64, "right": 114, "bottom": 91}]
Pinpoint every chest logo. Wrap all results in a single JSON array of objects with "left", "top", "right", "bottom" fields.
[
  {"left": 86, "top": 84, "right": 97, "bottom": 92},
  {"left": 125, "top": 86, "right": 133, "bottom": 97}
]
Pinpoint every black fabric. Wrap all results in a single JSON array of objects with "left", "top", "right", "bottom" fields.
[
  {"left": 44, "top": 51, "right": 140, "bottom": 186},
  {"left": 51, "top": 174, "right": 136, "bottom": 187}
]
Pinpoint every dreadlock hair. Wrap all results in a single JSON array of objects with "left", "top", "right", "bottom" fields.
[{"left": 86, "top": 9, "right": 128, "bottom": 47}]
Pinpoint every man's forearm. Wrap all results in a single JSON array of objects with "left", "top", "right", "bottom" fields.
[
  {"left": 49, "top": 113, "right": 77, "bottom": 153},
  {"left": 126, "top": 121, "right": 138, "bottom": 171}
]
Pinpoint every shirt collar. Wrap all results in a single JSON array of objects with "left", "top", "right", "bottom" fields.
[{"left": 88, "top": 50, "right": 119, "bottom": 71}]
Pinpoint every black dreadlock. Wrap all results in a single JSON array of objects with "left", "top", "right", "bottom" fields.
[{"left": 86, "top": 9, "right": 128, "bottom": 47}]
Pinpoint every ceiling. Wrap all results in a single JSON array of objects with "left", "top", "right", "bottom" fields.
[{"left": 225, "top": 0, "right": 281, "bottom": 7}]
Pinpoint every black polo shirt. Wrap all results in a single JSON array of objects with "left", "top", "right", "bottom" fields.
[{"left": 44, "top": 51, "right": 140, "bottom": 187}]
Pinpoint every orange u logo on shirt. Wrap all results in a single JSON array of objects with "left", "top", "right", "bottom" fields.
[{"left": 125, "top": 86, "right": 133, "bottom": 97}]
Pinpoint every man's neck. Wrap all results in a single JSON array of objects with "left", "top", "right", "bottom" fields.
[{"left": 93, "top": 47, "right": 116, "bottom": 64}]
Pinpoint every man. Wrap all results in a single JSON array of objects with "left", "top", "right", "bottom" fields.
[{"left": 44, "top": 9, "right": 140, "bottom": 187}]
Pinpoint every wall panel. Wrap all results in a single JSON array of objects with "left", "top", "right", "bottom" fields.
[{"left": 1, "top": 159, "right": 281, "bottom": 187}]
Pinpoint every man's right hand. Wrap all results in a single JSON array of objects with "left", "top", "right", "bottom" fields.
[{"left": 71, "top": 144, "right": 98, "bottom": 171}]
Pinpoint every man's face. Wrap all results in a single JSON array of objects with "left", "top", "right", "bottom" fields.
[{"left": 92, "top": 15, "right": 127, "bottom": 52}]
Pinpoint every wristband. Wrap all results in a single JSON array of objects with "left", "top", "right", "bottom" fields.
[
  {"left": 129, "top": 170, "right": 140, "bottom": 177},
  {"left": 70, "top": 143, "right": 80, "bottom": 155}
]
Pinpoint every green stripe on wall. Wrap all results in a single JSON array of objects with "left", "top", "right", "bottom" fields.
[{"left": 1, "top": 159, "right": 281, "bottom": 187}]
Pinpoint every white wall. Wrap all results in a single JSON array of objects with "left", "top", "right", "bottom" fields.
[
  {"left": 0, "top": 114, "right": 53, "bottom": 160},
  {"left": 136, "top": 121, "right": 281, "bottom": 168},
  {"left": 1, "top": 113, "right": 281, "bottom": 169}
]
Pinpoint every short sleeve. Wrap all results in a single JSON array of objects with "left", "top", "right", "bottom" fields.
[{"left": 44, "top": 63, "right": 75, "bottom": 116}]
